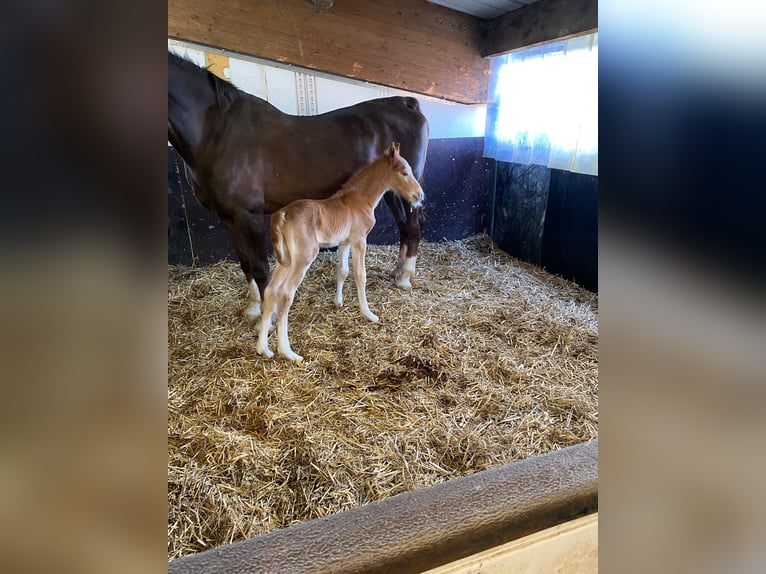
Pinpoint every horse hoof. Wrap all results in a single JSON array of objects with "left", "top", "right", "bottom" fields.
[
  {"left": 244, "top": 303, "right": 262, "bottom": 323},
  {"left": 395, "top": 277, "right": 412, "bottom": 290},
  {"left": 284, "top": 352, "right": 303, "bottom": 363},
  {"left": 256, "top": 346, "right": 274, "bottom": 359}
]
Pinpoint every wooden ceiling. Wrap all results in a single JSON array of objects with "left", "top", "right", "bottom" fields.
[{"left": 426, "top": 0, "right": 543, "bottom": 20}]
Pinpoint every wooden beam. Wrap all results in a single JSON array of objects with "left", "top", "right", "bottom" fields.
[
  {"left": 169, "top": 440, "right": 598, "bottom": 574},
  {"left": 480, "top": 0, "right": 597, "bottom": 58},
  {"left": 168, "top": 0, "right": 490, "bottom": 104}
]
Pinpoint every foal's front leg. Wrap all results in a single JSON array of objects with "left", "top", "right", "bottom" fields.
[
  {"left": 350, "top": 238, "right": 378, "bottom": 323},
  {"left": 335, "top": 243, "right": 350, "bottom": 307}
]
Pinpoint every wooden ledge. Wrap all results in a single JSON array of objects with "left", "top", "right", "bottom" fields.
[{"left": 169, "top": 439, "right": 598, "bottom": 573}]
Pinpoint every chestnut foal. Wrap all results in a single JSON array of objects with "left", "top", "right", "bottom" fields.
[{"left": 256, "top": 142, "right": 425, "bottom": 363}]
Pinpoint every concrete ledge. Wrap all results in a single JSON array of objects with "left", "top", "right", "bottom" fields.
[{"left": 169, "top": 439, "right": 598, "bottom": 574}]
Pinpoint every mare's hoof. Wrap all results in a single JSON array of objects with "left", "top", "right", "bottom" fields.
[{"left": 395, "top": 277, "right": 412, "bottom": 290}]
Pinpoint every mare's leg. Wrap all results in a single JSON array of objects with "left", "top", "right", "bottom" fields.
[
  {"left": 255, "top": 262, "right": 289, "bottom": 359},
  {"left": 335, "top": 242, "right": 350, "bottom": 307},
  {"left": 232, "top": 205, "right": 271, "bottom": 321},
  {"left": 383, "top": 191, "right": 408, "bottom": 284},
  {"left": 350, "top": 238, "right": 378, "bottom": 323},
  {"left": 221, "top": 217, "right": 262, "bottom": 322},
  {"left": 399, "top": 205, "right": 425, "bottom": 290},
  {"left": 382, "top": 193, "right": 423, "bottom": 290}
]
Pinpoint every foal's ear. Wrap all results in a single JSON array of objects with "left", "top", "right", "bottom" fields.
[{"left": 386, "top": 142, "right": 400, "bottom": 157}]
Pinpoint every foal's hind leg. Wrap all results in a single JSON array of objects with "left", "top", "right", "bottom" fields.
[
  {"left": 275, "top": 252, "right": 316, "bottom": 363},
  {"left": 256, "top": 262, "right": 289, "bottom": 359}
]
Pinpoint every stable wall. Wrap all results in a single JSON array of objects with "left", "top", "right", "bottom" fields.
[
  {"left": 168, "top": 0, "right": 489, "bottom": 104},
  {"left": 490, "top": 162, "right": 597, "bottom": 291},
  {"left": 167, "top": 41, "right": 597, "bottom": 294}
]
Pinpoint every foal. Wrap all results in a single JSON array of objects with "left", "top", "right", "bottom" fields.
[{"left": 256, "top": 142, "right": 425, "bottom": 363}]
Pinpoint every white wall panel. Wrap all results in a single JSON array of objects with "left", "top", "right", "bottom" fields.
[
  {"left": 262, "top": 66, "right": 300, "bottom": 115},
  {"left": 227, "top": 58, "right": 268, "bottom": 100},
  {"left": 315, "top": 77, "right": 386, "bottom": 114},
  {"left": 168, "top": 43, "right": 206, "bottom": 67},
  {"left": 168, "top": 39, "right": 485, "bottom": 139}
]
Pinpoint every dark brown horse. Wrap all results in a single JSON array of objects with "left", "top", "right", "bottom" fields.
[{"left": 168, "top": 52, "right": 428, "bottom": 321}]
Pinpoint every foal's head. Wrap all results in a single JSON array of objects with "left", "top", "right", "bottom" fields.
[{"left": 384, "top": 142, "right": 425, "bottom": 207}]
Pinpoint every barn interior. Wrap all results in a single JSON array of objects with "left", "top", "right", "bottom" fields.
[{"left": 168, "top": 0, "right": 598, "bottom": 570}]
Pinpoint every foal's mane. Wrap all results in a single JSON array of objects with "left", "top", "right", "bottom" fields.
[
  {"left": 171, "top": 53, "right": 242, "bottom": 111},
  {"left": 334, "top": 153, "right": 399, "bottom": 198}
]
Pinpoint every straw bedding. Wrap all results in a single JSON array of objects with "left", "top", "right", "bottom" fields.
[{"left": 168, "top": 234, "right": 598, "bottom": 559}]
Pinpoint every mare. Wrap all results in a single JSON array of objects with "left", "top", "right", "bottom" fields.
[
  {"left": 168, "top": 52, "right": 429, "bottom": 321},
  {"left": 256, "top": 142, "right": 424, "bottom": 363}
]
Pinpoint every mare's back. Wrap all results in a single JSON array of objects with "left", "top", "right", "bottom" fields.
[
  {"left": 223, "top": 95, "right": 425, "bottom": 155},
  {"left": 203, "top": 94, "right": 427, "bottom": 211}
]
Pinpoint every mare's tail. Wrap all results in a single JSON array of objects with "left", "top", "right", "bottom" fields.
[{"left": 270, "top": 211, "right": 290, "bottom": 265}]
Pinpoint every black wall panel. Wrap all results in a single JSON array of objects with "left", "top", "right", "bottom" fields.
[
  {"left": 169, "top": 145, "right": 597, "bottom": 292},
  {"left": 489, "top": 160, "right": 598, "bottom": 292},
  {"left": 541, "top": 169, "right": 598, "bottom": 291},
  {"left": 168, "top": 150, "right": 239, "bottom": 266},
  {"left": 491, "top": 163, "right": 550, "bottom": 265},
  {"left": 168, "top": 153, "right": 193, "bottom": 266},
  {"left": 168, "top": 137, "right": 492, "bottom": 264}
]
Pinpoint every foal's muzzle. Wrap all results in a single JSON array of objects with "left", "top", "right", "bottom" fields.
[{"left": 411, "top": 190, "right": 425, "bottom": 208}]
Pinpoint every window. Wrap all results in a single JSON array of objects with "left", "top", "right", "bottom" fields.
[{"left": 484, "top": 34, "right": 598, "bottom": 176}]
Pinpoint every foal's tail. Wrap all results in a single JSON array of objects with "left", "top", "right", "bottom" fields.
[{"left": 270, "top": 211, "right": 290, "bottom": 266}]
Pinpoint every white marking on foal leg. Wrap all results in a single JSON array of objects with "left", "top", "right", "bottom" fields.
[
  {"left": 276, "top": 294, "right": 303, "bottom": 363},
  {"left": 351, "top": 241, "right": 379, "bottom": 323},
  {"left": 335, "top": 243, "right": 350, "bottom": 308},
  {"left": 255, "top": 290, "right": 275, "bottom": 359},
  {"left": 256, "top": 264, "right": 289, "bottom": 359},
  {"left": 395, "top": 256, "right": 417, "bottom": 290},
  {"left": 244, "top": 278, "right": 262, "bottom": 322},
  {"left": 276, "top": 263, "right": 311, "bottom": 363}
]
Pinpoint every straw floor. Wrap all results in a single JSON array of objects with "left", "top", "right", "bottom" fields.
[{"left": 168, "top": 234, "right": 598, "bottom": 559}]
